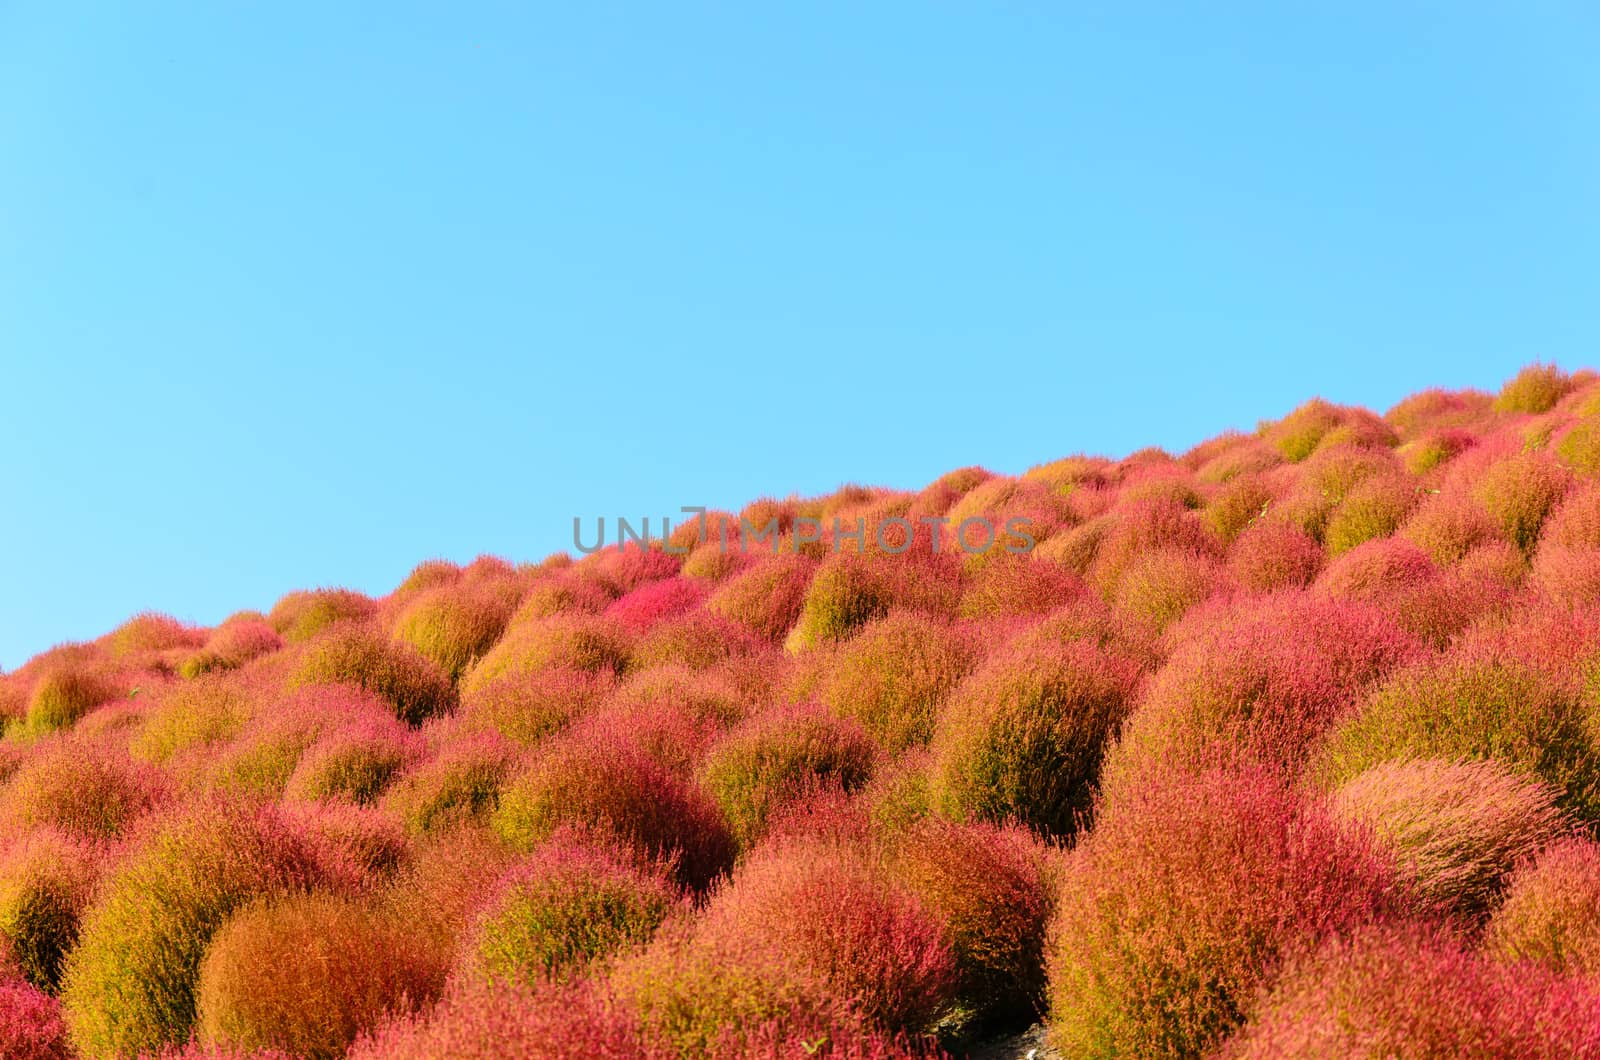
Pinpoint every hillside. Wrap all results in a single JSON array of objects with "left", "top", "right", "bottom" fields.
[{"left": 6, "top": 363, "right": 1600, "bottom": 1057}]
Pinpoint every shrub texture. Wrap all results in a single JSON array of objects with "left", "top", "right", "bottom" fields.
[
  {"left": 195, "top": 892, "right": 447, "bottom": 1060},
  {"left": 1044, "top": 766, "right": 1404, "bottom": 1059},
  {"left": 463, "top": 833, "right": 680, "bottom": 987},
  {"left": 928, "top": 638, "right": 1138, "bottom": 836},
  {"left": 1328, "top": 756, "right": 1569, "bottom": 918},
  {"left": 1484, "top": 837, "right": 1600, "bottom": 982},
  {"left": 59, "top": 802, "right": 342, "bottom": 1058},
  {"left": 1220, "top": 924, "right": 1600, "bottom": 1059},
  {"left": 699, "top": 703, "right": 877, "bottom": 851}
]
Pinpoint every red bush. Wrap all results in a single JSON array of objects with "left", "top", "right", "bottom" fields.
[
  {"left": 494, "top": 729, "right": 734, "bottom": 891},
  {"left": 1045, "top": 766, "right": 1406, "bottom": 1058},
  {"left": 1221, "top": 924, "right": 1600, "bottom": 1059}
]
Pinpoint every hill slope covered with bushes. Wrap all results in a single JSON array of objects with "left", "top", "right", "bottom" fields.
[{"left": 7, "top": 364, "right": 1600, "bottom": 1057}]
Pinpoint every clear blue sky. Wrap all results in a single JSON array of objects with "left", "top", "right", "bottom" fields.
[{"left": 2, "top": 5, "right": 1597, "bottom": 669}]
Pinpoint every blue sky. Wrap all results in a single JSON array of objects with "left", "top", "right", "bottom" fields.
[{"left": 2, "top": 4, "right": 1597, "bottom": 669}]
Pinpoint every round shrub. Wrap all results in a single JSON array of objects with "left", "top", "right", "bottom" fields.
[
  {"left": 784, "top": 552, "right": 957, "bottom": 653},
  {"left": 1044, "top": 766, "right": 1402, "bottom": 1059},
  {"left": 1401, "top": 426, "right": 1478, "bottom": 474},
  {"left": 0, "top": 831, "right": 95, "bottom": 992},
  {"left": 815, "top": 611, "right": 979, "bottom": 752},
  {"left": 1086, "top": 498, "right": 1220, "bottom": 597},
  {"left": 1400, "top": 487, "right": 1506, "bottom": 564},
  {"left": 1494, "top": 362, "right": 1573, "bottom": 414},
  {"left": 1110, "top": 546, "right": 1224, "bottom": 631},
  {"left": 1104, "top": 618, "right": 1356, "bottom": 791},
  {"left": 283, "top": 711, "right": 421, "bottom": 804},
  {"left": 511, "top": 573, "right": 614, "bottom": 621},
  {"left": 267, "top": 588, "right": 377, "bottom": 644},
  {"left": 1386, "top": 387, "right": 1493, "bottom": 437},
  {"left": 956, "top": 554, "right": 1085, "bottom": 619},
  {"left": 378, "top": 825, "right": 516, "bottom": 965},
  {"left": 393, "top": 558, "right": 462, "bottom": 596},
  {"left": 888, "top": 818, "right": 1051, "bottom": 1025},
  {"left": 103, "top": 612, "right": 205, "bottom": 659},
  {"left": 457, "top": 665, "right": 612, "bottom": 748},
  {"left": 463, "top": 614, "right": 633, "bottom": 697},
  {"left": 585, "top": 542, "right": 684, "bottom": 595},
  {"left": 1203, "top": 474, "right": 1274, "bottom": 543},
  {"left": 381, "top": 730, "right": 518, "bottom": 835},
  {"left": 1261, "top": 398, "right": 1345, "bottom": 462},
  {"left": 284, "top": 801, "right": 410, "bottom": 880},
  {"left": 59, "top": 802, "right": 342, "bottom": 1058},
  {"left": 291, "top": 627, "right": 457, "bottom": 726},
  {"left": 349, "top": 977, "right": 664, "bottom": 1060},
  {"left": 617, "top": 836, "right": 957, "bottom": 1052},
  {"left": 1220, "top": 924, "right": 1600, "bottom": 1059},
  {"left": 494, "top": 732, "right": 734, "bottom": 891},
  {"left": 630, "top": 610, "right": 761, "bottom": 672},
  {"left": 1471, "top": 450, "right": 1571, "bottom": 552},
  {"left": 0, "top": 978, "right": 73, "bottom": 1060},
  {"left": 698, "top": 703, "right": 877, "bottom": 851},
  {"left": 1314, "top": 652, "right": 1600, "bottom": 824},
  {"left": 574, "top": 683, "right": 739, "bottom": 778},
  {"left": 706, "top": 554, "right": 817, "bottom": 644},
  {"left": 24, "top": 663, "right": 126, "bottom": 734},
  {"left": 1484, "top": 837, "right": 1600, "bottom": 982},
  {"left": 928, "top": 638, "right": 1139, "bottom": 837},
  {"left": 605, "top": 578, "right": 707, "bottom": 632},
  {"left": 0, "top": 737, "right": 167, "bottom": 839},
  {"left": 196, "top": 892, "right": 447, "bottom": 1060},
  {"left": 1328, "top": 757, "right": 1568, "bottom": 918},
  {"left": 1556, "top": 414, "right": 1600, "bottom": 475},
  {"left": 131, "top": 675, "right": 256, "bottom": 764},
  {"left": 1227, "top": 519, "right": 1323, "bottom": 592},
  {"left": 179, "top": 619, "right": 283, "bottom": 678},
  {"left": 392, "top": 579, "right": 523, "bottom": 680},
  {"left": 1324, "top": 474, "right": 1417, "bottom": 555},
  {"left": 464, "top": 834, "right": 680, "bottom": 987}
]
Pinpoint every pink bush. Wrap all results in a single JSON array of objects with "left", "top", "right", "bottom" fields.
[{"left": 1221, "top": 924, "right": 1600, "bottom": 1058}]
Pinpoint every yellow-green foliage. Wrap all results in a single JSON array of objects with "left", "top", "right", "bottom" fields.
[
  {"left": 268, "top": 588, "right": 377, "bottom": 644},
  {"left": 131, "top": 678, "right": 254, "bottom": 764},
  {"left": 1261, "top": 398, "right": 1344, "bottom": 462},
  {"left": 59, "top": 803, "right": 336, "bottom": 1059},
  {"left": 784, "top": 554, "right": 896, "bottom": 653},
  {"left": 815, "top": 612, "right": 978, "bottom": 753},
  {"left": 1328, "top": 757, "right": 1569, "bottom": 918},
  {"left": 0, "top": 830, "right": 95, "bottom": 992},
  {"left": 292, "top": 628, "right": 457, "bottom": 726},
  {"left": 1203, "top": 475, "right": 1273, "bottom": 543},
  {"left": 103, "top": 612, "right": 204, "bottom": 659},
  {"left": 197, "top": 892, "right": 447, "bottom": 1060},
  {"left": 1111, "top": 547, "right": 1221, "bottom": 631},
  {"left": 1483, "top": 837, "right": 1600, "bottom": 981},
  {"left": 285, "top": 727, "right": 418, "bottom": 805},
  {"left": 1314, "top": 656, "right": 1600, "bottom": 824},
  {"left": 24, "top": 665, "right": 125, "bottom": 734},
  {"left": 381, "top": 733, "right": 517, "bottom": 835},
  {"left": 929, "top": 639, "right": 1137, "bottom": 837},
  {"left": 698, "top": 704, "right": 877, "bottom": 851},
  {"left": 1494, "top": 362, "right": 1572, "bottom": 415},
  {"left": 1557, "top": 417, "right": 1600, "bottom": 475},
  {"left": 1472, "top": 451, "right": 1571, "bottom": 552},
  {"left": 1325, "top": 475, "right": 1418, "bottom": 555},
  {"left": 465, "top": 836, "right": 679, "bottom": 988},
  {"left": 392, "top": 579, "right": 523, "bottom": 681},
  {"left": 462, "top": 615, "right": 633, "bottom": 697}
]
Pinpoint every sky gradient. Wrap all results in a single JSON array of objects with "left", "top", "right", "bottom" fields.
[{"left": 3, "top": 4, "right": 1598, "bottom": 668}]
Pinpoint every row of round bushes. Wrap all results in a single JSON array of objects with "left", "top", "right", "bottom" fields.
[{"left": 7, "top": 364, "right": 1600, "bottom": 1055}]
